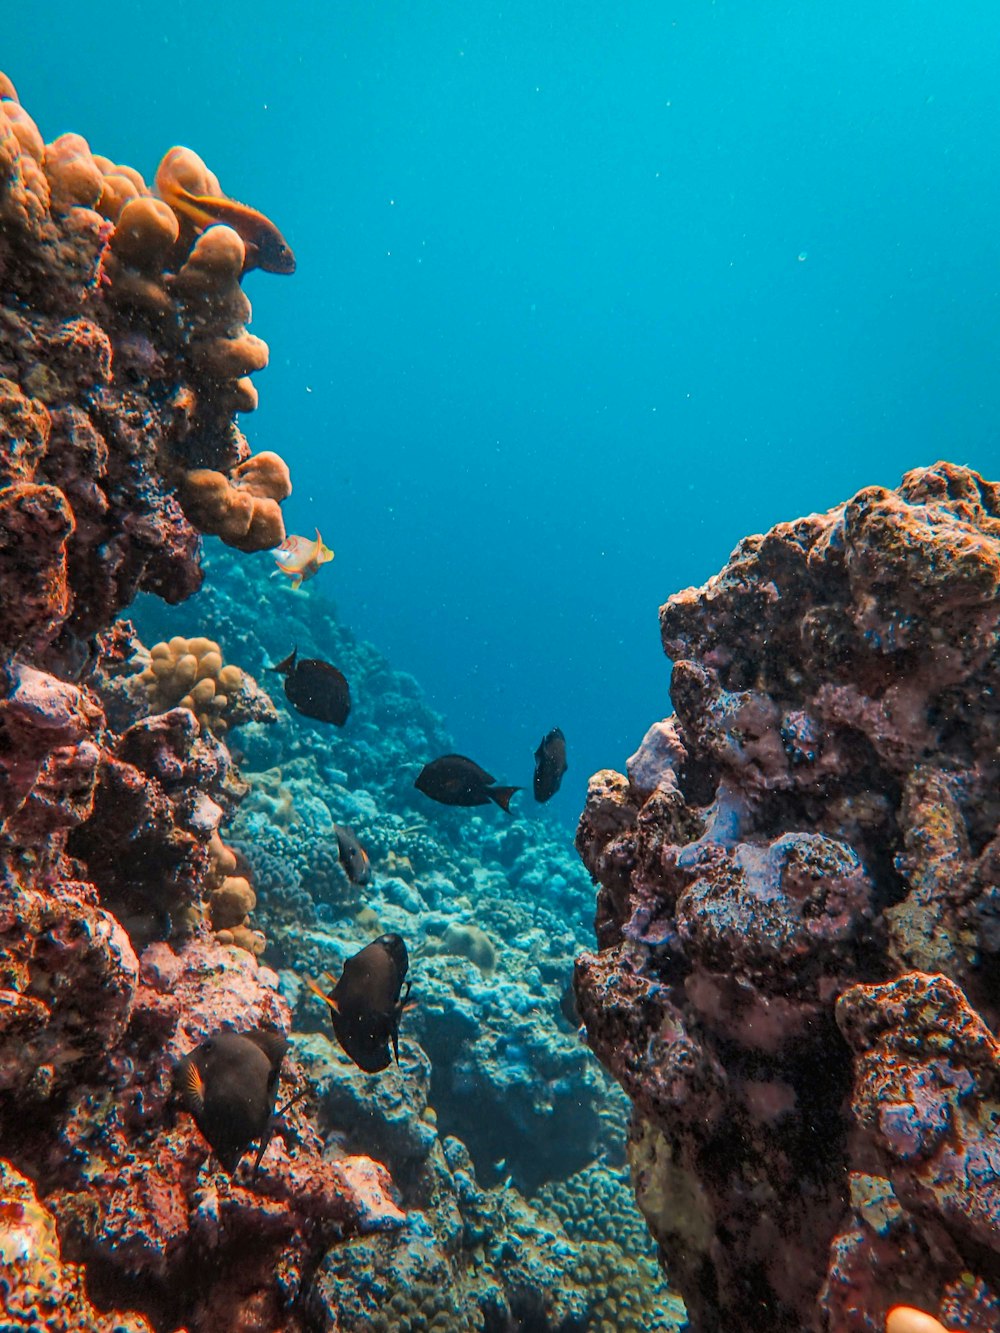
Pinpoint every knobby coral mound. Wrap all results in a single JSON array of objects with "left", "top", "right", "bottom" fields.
[
  {"left": 575, "top": 462, "right": 1000, "bottom": 1332},
  {"left": 0, "top": 75, "right": 291, "bottom": 571},
  {"left": 133, "top": 633, "right": 276, "bottom": 735}
]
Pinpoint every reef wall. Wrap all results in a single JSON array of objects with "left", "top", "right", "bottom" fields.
[
  {"left": 575, "top": 462, "right": 1000, "bottom": 1332},
  {"left": 0, "top": 74, "right": 409, "bottom": 1333}
]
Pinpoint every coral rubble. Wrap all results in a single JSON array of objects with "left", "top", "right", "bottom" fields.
[{"left": 576, "top": 462, "right": 1000, "bottom": 1331}]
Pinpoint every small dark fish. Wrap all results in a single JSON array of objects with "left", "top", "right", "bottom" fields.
[
  {"left": 334, "top": 823, "right": 372, "bottom": 886},
  {"left": 414, "top": 754, "right": 520, "bottom": 813},
  {"left": 306, "top": 933, "right": 410, "bottom": 1073},
  {"left": 268, "top": 648, "right": 351, "bottom": 726},
  {"left": 533, "top": 727, "right": 567, "bottom": 803},
  {"left": 559, "top": 980, "right": 582, "bottom": 1029},
  {"left": 174, "top": 1028, "right": 287, "bottom": 1176}
]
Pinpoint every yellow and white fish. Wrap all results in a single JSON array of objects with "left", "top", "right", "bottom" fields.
[{"left": 272, "top": 528, "right": 334, "bottom": 590}]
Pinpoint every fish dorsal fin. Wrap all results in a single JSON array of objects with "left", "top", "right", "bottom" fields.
[
  {"left": 269, "top": 648, "right": 297, "bottom": 675},
  {"left": 180, "top": 1059, "right": 205, "bottom": 1114},
  {"left": 305, "top": 975, "right": 340, "bottom": 1015},
  {"left": 244, "top": 1028, "right": 288, "bottom": 1069}
]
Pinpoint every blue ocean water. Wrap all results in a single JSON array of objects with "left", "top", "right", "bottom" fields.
[{"left": 7, "top": 1, "right": 1000, "bottom": 824}]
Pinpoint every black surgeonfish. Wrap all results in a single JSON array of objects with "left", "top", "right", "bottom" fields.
[
  {"left": 334, "top": 823, "right": 372, "bottom": 886},
  {"left": 415, "top": 754, "right": 520, "bottom": 813},
  {"left": 306, "top": 933, "right": 410, "bottom": 1073},
  {"left": 174, "top": 1028, "right": 287, "bottom": 1176},
  {"left": 267, "top": 648, "right": 351, "bottom": 726},
  {"left": 533, "top": 727, "right": 567, "bottom": 803}
]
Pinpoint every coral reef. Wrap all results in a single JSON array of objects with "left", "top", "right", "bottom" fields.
[
  {"left": 130, "top": 544, "right": 674, "bottom": 1323},
  {"left": 294, "top": 1035, "right": 684, "bottom": 1332},
  {"left": 575, "top": 462, "right": 1000, "bottom": 1331},
  {"left": 0, "top": 75, "right": 447, "bottom": 1333},
  {"left": 133, "top": 549, "right": 617, "bottom": 1194},
  {"left": 1, "top": 69, "right": 686, "bottom": 1333},
  {"left": 0, "top": 74, "right": 290, "bottom": 615}
]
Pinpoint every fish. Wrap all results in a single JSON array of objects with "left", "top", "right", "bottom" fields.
[
  {"left": 414, "top": 754, "right": 520, "bottom": 813},
  {"left": 334, "top": 823, "right": 372, "bottom": 886},
  {"left": 272, "top": 529, "right": 334, "bottom": 590},
  {"left": 532, "top": 727, "right": 567, "bottom": 802},
  {"left": 885, "top": 1310, "right": 948, "bottom": 1333},
  {"left": 305, "top": 933, "right": 410, "bottom": 1073},
  {"left": 267, "top": 648, "right": 351, "bottom": 726},
  {"left": 558, "top": 979, "right": 582, "bottom": 1029},
  {"left": 174, "top": 1028, "right": 287, "bottom": 1176},
  {"left": 158, "top": 177, "right": 296, "bottom": 275}
]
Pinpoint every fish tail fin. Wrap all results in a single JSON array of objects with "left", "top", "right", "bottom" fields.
[
  {"left": 488, "top": 785, "right": 521, "bottom": 814},
  {"left": 251, "top": 1129, "right": 272, "bottom": 1180},
  {"left": 267, "top": 648, "right": 297, "bottom": 675},
  {"left": 304, "top": 975, "right": 340, "bottom": 1014}
]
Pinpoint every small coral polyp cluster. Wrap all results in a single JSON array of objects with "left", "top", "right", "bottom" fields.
[
  {"left": 577, "top": 462, "right": 1000, "bottom": 1331},
  {"left": 137, "top": 635, "right": 247, "bottom": 733}
]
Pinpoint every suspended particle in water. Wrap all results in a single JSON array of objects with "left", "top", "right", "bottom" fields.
[{"left": 797, "top": 251, "right": 808, "bottom": 262}]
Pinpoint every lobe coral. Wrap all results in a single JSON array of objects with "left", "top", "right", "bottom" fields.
[{"left": 576, "top": 462, "right": 1000, "bottom": 1332}]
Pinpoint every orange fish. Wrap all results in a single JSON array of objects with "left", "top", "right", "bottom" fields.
[
  {"left": 272, "top": 528, "right": 334, "bottom": 589},
  {"left": 885, "top": 1309, "right": 949, "bottom": 1333},
  {"left": 159, "top": 178, "right": 296, "bottom": 274}
]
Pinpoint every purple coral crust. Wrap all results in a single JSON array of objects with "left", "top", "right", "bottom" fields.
[{"left": 576, "top": 462, "right": 1000, "bottom": 1331}]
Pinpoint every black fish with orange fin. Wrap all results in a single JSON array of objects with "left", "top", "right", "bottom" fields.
[
  {"left": 305, "top": 934, "right": 410, "bottom": 1073},
  {"left": 414, "top": 754, "right": 520, "bottom": 813},
  {"left": 334, "top": 824, "right": 372, "bottom": 886},
  {"left": 159, "top": 178, "right": 296, "bottom": 274},
  {"left": 533, "top": 727, "right": 567, "bottom": 803},
  {"left": 267, "top": 648, "right": 351, "bottom": 726},
  {"left": 174, "top": 1028, "right": 287, "bottom": 1176}
]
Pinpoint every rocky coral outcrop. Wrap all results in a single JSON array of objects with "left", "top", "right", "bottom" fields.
[
  {"left": 0, "top": 1160, "right": 155, "bottom": 1333},
  {"left": 0, "top": 73, "right": 437, "bottom": 1333},
  {"left": 0, "top": 74, "right": 291, "bottom": 644},
  {"left": 575, "top": 462, "right": 1000, "bottom": 1332}
]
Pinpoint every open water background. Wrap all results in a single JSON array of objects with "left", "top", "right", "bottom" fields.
[{"left": 7, "top": 2, "right": 1000, "bottom": 823}]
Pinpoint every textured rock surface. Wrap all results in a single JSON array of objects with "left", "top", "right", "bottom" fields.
[{"left": 576, "top": 462, "right": 1000, "bottom": 1331}]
